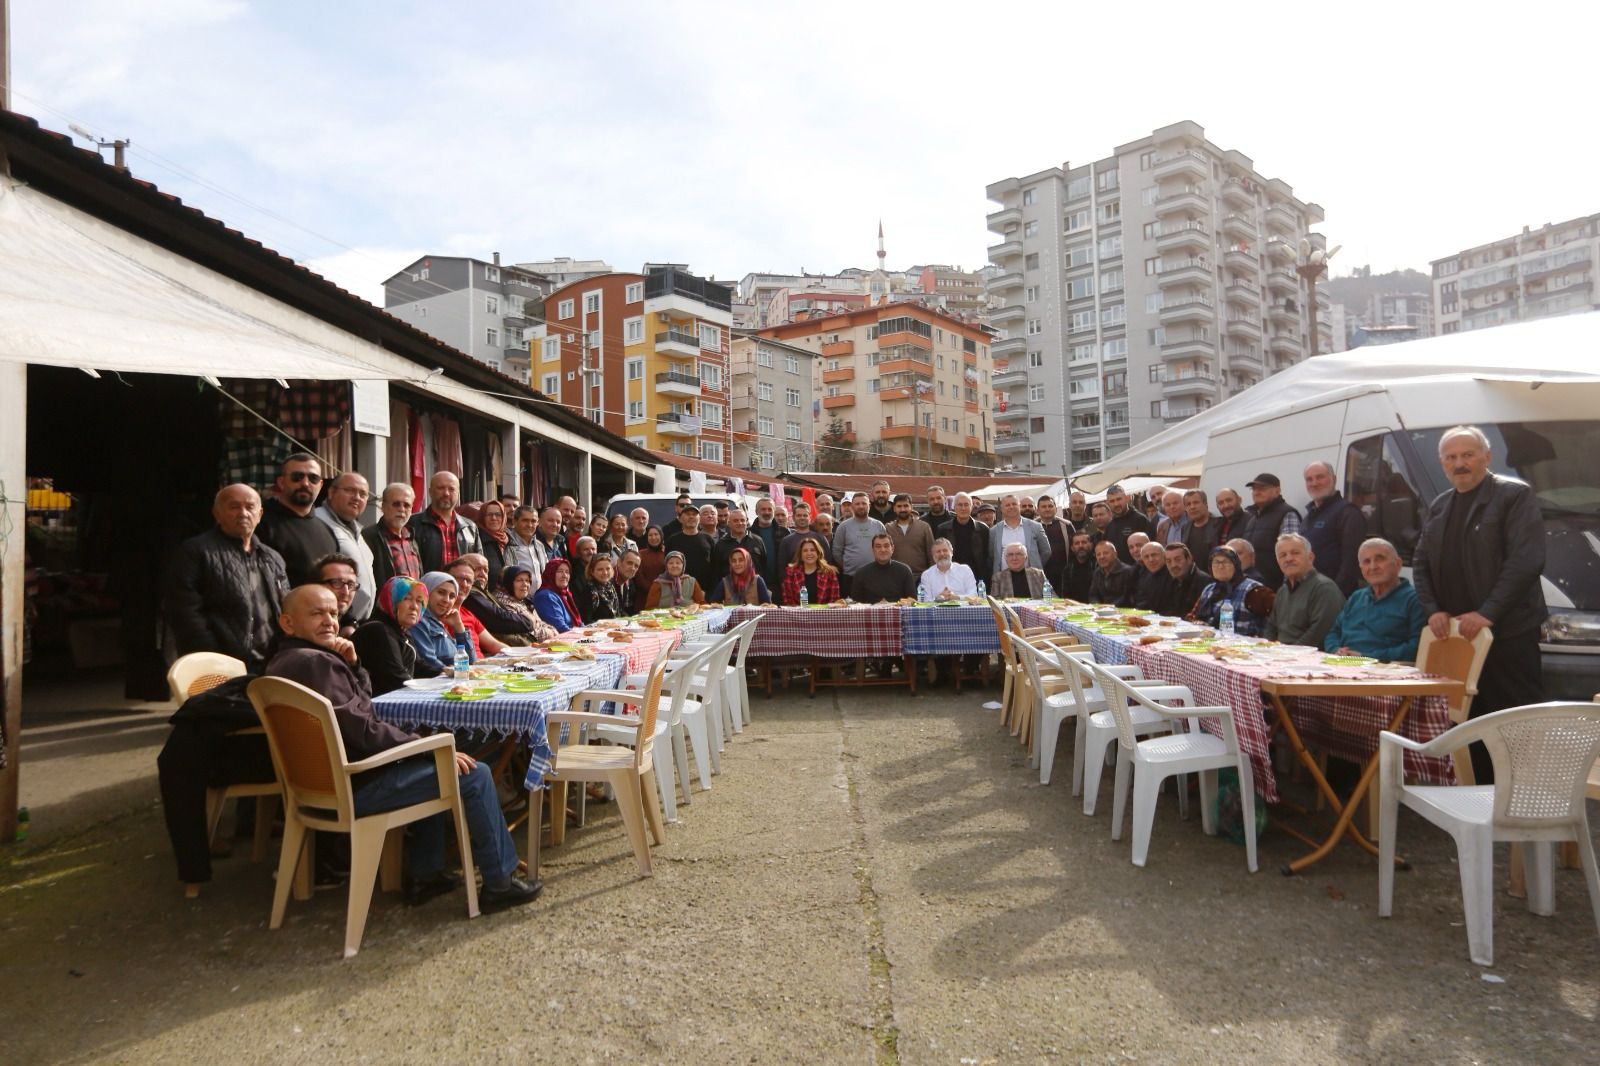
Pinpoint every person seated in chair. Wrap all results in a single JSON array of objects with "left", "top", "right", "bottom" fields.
[
  {"left": 265, "top": 584, "right": 542, "bottom": 910},
  {"left": 1087, "top": 540, "right": 1134, "bottom": 606},
  {"left": 991, "top": 541, "right": 1048, "bottom": 599},
  {"left": 1323, "top": 537, "right": 1427, "bottom": 661}
]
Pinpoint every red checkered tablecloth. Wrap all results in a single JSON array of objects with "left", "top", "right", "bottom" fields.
[
  {"left": 1128, "top": 643, "right": 1456, "bottom": 804},
  {"left": 727, "top": 605, "right": 904, "bottom": 659},
  {"left": 557, "top": 626, "right": 682, "bottom": 675}
]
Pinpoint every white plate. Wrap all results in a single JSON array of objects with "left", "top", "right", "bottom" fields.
[{"left": 403, "top": 677, "right": 455, "bottom": 691}]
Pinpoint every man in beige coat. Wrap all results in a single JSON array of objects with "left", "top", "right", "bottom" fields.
[{"left": 885, "top": 493, "right": 935, "bottom": 575}]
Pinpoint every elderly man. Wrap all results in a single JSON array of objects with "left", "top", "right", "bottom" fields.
[
  {"left": 815, "top": 493, "right": 837, "bottom": 520},
  {"left": 992, "top": 542, "right": 1048, "bottom": 600},
  {"left": 1181, "top": 490, "right": 1219, "bottom": 565},
  {"left": 921, "top": 538, "right": 977, "bottom": 600},
  {"left": 867, "top": 480, "right": 895, "bottom": 525},
  {"left": 1062, "top": 531, "right": 1096, "bottom": 601},
  {"left": 266, "top": 585, "right": 542, "bottom": 910},
  {"left": 1126, "top": 531, "right": 1150, "bottom": 557},
  {"left": 1154, "top": 491, "right": 1188, "bottom": 547},
  {"left": 924, "top": 485, "right": 953, "bottom": 534},
  {"left": 812, "top": 511, "right": 837, "bottom": 563},
  {"left": 886, "top": 493, "right": 935, "bottom": 574},
  {"left": 751, "top": 496, "right": 784, "bottom": 585},
  {"left": 1161, "top": 543, "right": 1206, "bottom": 619},
  {"left": 167, "top": 484, "right": 289, "bottom": 673},
  {"left": 1087, "top": 540, "right": 1135, "bottom": 607},
  {"left": 712, "top": 506, "right": 767, "bottom": 587},
  {"left": 776, "top": 502, "right": 828, "bottom": 574},
  {"left": 1324, "top": 538, "right": 1427, "bottom": 662},
  {"left": 833, "top": 492, "right": 888, "bottom": 592},
  {"left": 698, "top": 504, "right": 721, "bottom": 541},
  {"left": 1035, "top": 495, "right": 1075, "bottom": 592},
  {"left": 1265, "top": 533, "right": 1345, "bottom": 648},
  {"left": 975, "top": 500, "right": 999, "bottom": 525},
  {"left": 942, "top": 492, "right": 991, "bottom": 580},
  {"left": 314, "top": 472, "right": 376, "bottom": 622},
  {"left": 988, "top": 494, "right": 1052, "bottom": 574},
  {"left": 363, "top": 482, "right": 424, "bottom": 588},
  {"left": 852, "top": 532, "right": 918, "bottom": 604},
  {"left": 1241, "top": 472, "right": 1301, "bottom": 587},
  {"left": 627, "top": 506, "right": 652, "bottom": 544},
  {"left": 256, "top": 452, "right": 340, "bottom": 586},
  {"left": 1130, "top": 541, "right": 1171, "bottom": 611},
  {"left": 1213, "top": 487, "right": 1248, "bottom": 542},
  {"left": 1413, "top": 425, "right": 1547, "bottom": 783},
  {"left": 530, "top": 505, "right": 568, "bottom": 572},
  {"left": 1226, "top": 537, "right": 1264, "bottom": 583},
  {"left": 409, "top": 471, "right": 483, "bottom": 574},
  {"left": 1066, "top": 490, "right": 1090, "bottom": 529},
  {"left": 311, "top": 552, "right": 363, "bottom": 637},
  {"left": 1302, "top": 460, "right": 1365, "bottom": 594},
  {"left": 1103, "top": 483, "right": 1153, "bottom": 564}
]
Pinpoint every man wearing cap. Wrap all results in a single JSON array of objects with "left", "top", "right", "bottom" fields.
[
  {"left": 1102, "top": 483, "right": 1154, "bottom": 565},
  {"left": 1241, "top": 472, "right": 1301, "bottom": 587}
]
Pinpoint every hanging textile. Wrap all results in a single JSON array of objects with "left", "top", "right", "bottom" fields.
[
  {"left": 386, "top": 401, "right": 411, "bottom": 496},
  {"left": 486, "top": 432, "right": 504, "bottom": 499},
  {"left": 278, "top": 380, "right": 351, "bottom": 443},
  {"left": 315, "top": 422, "right": 353, "bottom": 478},
  {"left": 460, "top": 426, "right": 488, "bottom": 503},
  {"left": 219, "top": 437, "right": 291, "bottom": 492},
  {"left": 431, "top": 414, "right": 464, "bottom": 478},
  {"left": 408, "top": 408, "right": 426, "bottom": 503},
  {"left": 524, "top": 439, "right": 547, "bottom": 510}
]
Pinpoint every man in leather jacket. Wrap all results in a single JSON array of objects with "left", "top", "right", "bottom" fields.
[
  {"left": 409, "top": 471, "right": 483, "bottom": 573},
  {"left": 166, "top": 484, "right": 288, "bottom": 673}
]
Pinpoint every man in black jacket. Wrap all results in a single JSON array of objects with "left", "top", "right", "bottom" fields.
[
  {"left": 1161, "top": 543, "right": 1207, "bottom": 618},
  {"left": 409, "top": 471, "right": 483, "bottom": 573},
  {"left": 256, "top": 453, "right": 339, "bottom": 586},
  {"left": 867, "top": 480, "right": 895, "bottom": 525},
  {"left": 1412, "top": 425, "right": 1547, "bottom": 783},
  {"left": 1102, "top": 484, "right": 1152, "bottom": 564},
  {"left": 1088, "top": 539, "right": 1135, "bottom": 606},
  {"left": 664, "top": 507, "right": 716, "bottom": 590},
  {"left": 1241, "top": 472, "right": 1301, "bottom": 587},
  {"left": 711, "top": 506, "right": 767, "bottom": 588},
  {"left": 1062, "top": 531, "right": 1097, "bottom": 602},
  {"left": 943, "top": 493, "right": 991, "bottom": 581},
  {"left": 1130, "top": 541, "right": 1171, "bottom": 611},
  {"left": 166, "top": 484, "right": 289, "bottom": 673},
  {"left": 1302, "top": 461, "right": 1366, "bottom": 594}
]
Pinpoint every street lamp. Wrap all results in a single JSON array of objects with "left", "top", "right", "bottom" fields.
[{"left": 1294, "top": 238, "right": 1341, "bottom": 356}]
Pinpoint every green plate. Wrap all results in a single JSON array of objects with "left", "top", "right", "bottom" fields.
[
  {"left": 548, "top": 644, "right": 577, "bottom": 651},
  {"left": 442, "top": 689, "right": 498, "bottom": 702},
  {"left": 934, "top": 601, "right": 963, "bottom": 607},
  {"left": 1323, "top": 655, "right": 1376, "bottom": 666},
  {"left": 1172, "top": 643, "right": 1213, "bottom": 653},
  {"left": 501, "top": 679, "right": 556, "bottom": 693},
  {"left": 806, "top": 604, "right": 830, "bottom": 609},
  {"left": 1117, "top": 608, "right": 1154, "bottom": 615}
]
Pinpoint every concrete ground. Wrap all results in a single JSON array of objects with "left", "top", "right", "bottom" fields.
[{"left": 2, "top": 678, "right": 1598, "bottom": 1064}]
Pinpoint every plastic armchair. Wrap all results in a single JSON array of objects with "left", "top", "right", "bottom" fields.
[
  {"left": 607, "top": 642, "right": 700, "bottom": 820},
  {"left": 1054, "top": 648, "right": 1181, "bottom": 809},
  {"left": 246, "top": 677, "right": 478, "bottom": 958},
  {"left": 1087, "top": 661, "right": 1258, "bottom": 872},
  {"left": 1377, "top": 701, "right": 1600, "bottom": 967},
  {"left": 537, "top": 655, "right": 671, "bottom": 877},
  {"left": 1415, "top": 619, "right": 1494, "bottom": 784},
  {"left": 167, "top": 653, "right": 279, "bottom": 870}
]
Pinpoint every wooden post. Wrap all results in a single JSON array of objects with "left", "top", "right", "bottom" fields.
[{"left": 1, "top": 362, "right": 26, "bottom": 842}]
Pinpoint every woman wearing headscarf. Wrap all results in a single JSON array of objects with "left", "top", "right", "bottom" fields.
[
  {"left": 352, "top": 576, "right": 439, "bottom": 695},
  {"left": 634, "top": 525, "right": 668, "bottom": 598},
  {"left": 645, "top": 550, "right": 705, "bottom": 609},
  {"left": 577, "top": 554, "right": 622, "bottom": 622},
  {"left": 409, "top": 571, "right": 476, "bottom": 672},
  {"left": 1189, "top": 545, "right": 1268, "bottom": 636},
  {"left": 476, "top": 499, "right": 512, "bottom": 590},
  {"left": 709, "top": 546, "right": 772, "bottom": 605},
  {"left": 488, "top": 564, "right": 561, "bottom": 643},
  {"left": 532, "top": 557, "right": 582, "bottom": 632}
]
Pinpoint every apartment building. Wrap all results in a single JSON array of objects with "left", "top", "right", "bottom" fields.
[
  {"left": 382, "top": 255, "right": 551, "bottom": 375},
  {"left": 728, "top": 331, "right": 818, "bottom": 472},
  {"left": 1431, "top": 213, "right": 1600, "bottom": 335},
  {"left": 513, "top": 256, "right": 613, "bottom": 288},
  {"left": 914, "top": 264, "right": 991, "bottom": 315},
  {"left": 984, "top": 120, "right": 1329, "bottom": 476},
  {"left": 756, "top": 304, "right": 996, "bottom": 474},
  {"left": 529, "top": 267, "right": 735, "bottom": 462}
]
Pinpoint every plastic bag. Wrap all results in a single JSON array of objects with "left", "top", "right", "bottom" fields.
[{"left": 1213, "top": 767, "right": 1268, "bottom": 845}]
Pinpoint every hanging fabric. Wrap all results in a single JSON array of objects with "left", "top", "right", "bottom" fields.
[
  {"left": 386, "top": 401, "right": 411, "bottom": 496},
  {"left": 486, "top": 431, "right": 504, "bottom": 499},
  {"left": 432, "top": 414, "right": 464, "bottom": 478},
  {"left": 408, "top": 408, "right": 426, "bottom": 502}
]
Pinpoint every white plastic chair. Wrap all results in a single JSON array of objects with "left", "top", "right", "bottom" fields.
[
  {"left": 604, "top": 643, "right": 707, "bottom": 821},
  {"left": 1055, "top": 648, "right": 1184, "bottom": 812},
  {"left": 1011, "top": 642, "right": 1161, "bottom": 788},
  {"left": 1377, "top": 701, "right": 1600, "bottom": 966},
  {"left": 669, "top": 618, "right": 761, "bottom": 736},
  {"left": 1088, "top": 661, "right": 1258, "bottom": 872}
]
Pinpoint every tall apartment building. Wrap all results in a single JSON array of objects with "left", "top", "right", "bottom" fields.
[
  {"left": 985, "top": 120, "right": 1328, "bottom": 476},
  {"left": 513, "top": 256, "right": 613, "bottom": 288},
  {"left": 1431, "top": 213, "right": 1600, "bottom": 335},
  {"left": 756, "top": 304, "right": 996, "bottom": 474},
  {"left": 529, "top": 267, "right": 735, "bottom": 463},
  {"left": 729, "top": 331, "right": 818, "bottom": 472},
  {"left": 382, "top": 255, "right": 551, "bottom": 375}
]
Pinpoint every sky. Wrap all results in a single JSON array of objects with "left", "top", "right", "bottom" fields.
[{"left": 10, "top": 1, "right": 1600, "bottom": 305}]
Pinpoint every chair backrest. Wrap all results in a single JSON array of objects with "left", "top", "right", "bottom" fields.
[
  {"left": 1083, "top": 661, "right": 1142, "bottom": 751},
  {"left": 1010, "top": 638, "right": 1052, "bottom": 701},
  {"left": 1417, "top": 620, "right": 1493, "bottom": 722},
  {"left": 168, "top": 652, "right": 247, "bottom": 703},
  {"left": 698, "top": 632, "right": 740, "bottom": 684},
  {"left": 630, "top": 649, "right": 673, "bottom": 770},
  {"left": 1054, "top": 646, "right": 1100, "bottom": 713},
  {"left": 986, "top": 595, "right": 1018, "bottom": 667},
  {"left": 1440, "top": 702, "right": 1600, "bottom": 827},
  {"left": 246, "top": 676, "right": 354, "bottom": 825},
  {"left": 661, "top": 642, "right": 716, "bottom": 727},
  {"left": 727, "top": 617, "right": 761, "bottom": 670}
]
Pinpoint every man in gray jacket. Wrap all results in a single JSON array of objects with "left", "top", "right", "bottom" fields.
[
  {"left": 832, "top": 492, "right": 886, "bottom": 596},
  {"left": 313, "top": 472, "right": 376, "bottom": 621},
  {"left": 987, "top": 494, "right": 1052, "bottom": 574}
]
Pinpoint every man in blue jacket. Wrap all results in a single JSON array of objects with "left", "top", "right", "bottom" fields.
[{"left": 1324, "top": 538, "right": 1427, "bottom": 661}]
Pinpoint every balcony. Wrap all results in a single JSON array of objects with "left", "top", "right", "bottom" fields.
[
  {"left": 1226, "top": 281, "right": 1261, "bottom": 307},
  {"left": 986, "top": 206, "right": 1022, "bottom": 233},
  {"left": 1265, "top": 203, "right": 1298, "bottom": 234},
  {"left": 1228, "top": 349, "right": 1263, "bottom": 373},
  {"left": 991, "top": 367, "right": 1029, "bottom": 388},
  {"left": 1265, "top": 235, "right": 1296, "bottom": 262},
  {"left": 1164, "top": 405, "right": 1207, "bottom": 423},
  {"left": 1154, "top": 185, "right": 1210, "bottom": 217},
  {"left": 643, "top": 267, "right": 733, "bottom": 312},
  {"left": 994, "top": 433, "right": 1031, "bottom": 455},
  {"left": 821, "top": 366, "right": 855, "bottom": 384},
  {"left": 655, "top": 370, "right": 702, "bottom": 397},
  {"left": 1162, "top": 371, "right": 1218, "bottom": 398},
  {"left": 655, "top": 329, "right": 700, "bottom": 357},
  {"left": 1266, "top": 267, "right": 1298, "bottom": 294},
  {"left": 732, "top": 390, "right": 757, "bottom": 412},
  {"left": 988, "top": 239, "right": 1023, "bottom": 262},
  {"left": 1160, "top": 296, "right": 1215, "bottom": 325},
  {"left": 1220, "top": 213, "right": 1256, "bottom": 240},
  {"left": 988, "top": 270, "right": 1024, "bottom": 294},
  {"left": 991, "top": 335, "right": 1026, "bottom": 357},
  {"left": 994, "top": 402, "right": 1030, "bottom": 421},
  {"left": 1158, "top": 258, "right": 1213, "bottom": 286},
  {"left": 1152, "top": 148, "right": 1209, "bottom": 180},
  {"left": 821, "top": 339, "right": 854, "bottom": 357},
  {"left": 1221, "top": 178, "right": 1254, "bottom": 208},
  {"left": 965, "top": 435, "right": 981, "bottom": 450},
  {"left": 1155, "top": 222, "right": 1210, "bottom": 254},
  {"left": 1223, "top": 248, "right": 1259, "bottom": 272},
  {"left": 1268, "top": 332, "right": 1303, "bottom": 358},
  {"left": 834, "top": 429, "right": 857, "bottom": 445},
  {"left": 655, "top": 412, "right": 702, "bottom": 437},
  {"left": 1161, "top": 337, "right": 1216, "bottom": 361},
  {"left": 989, "top": 303, "right": 1026, "bottom": 325},
  {"left": 879, "top": 328, "right": 934, "bottom": 350},
  {"left": 881, "top": 424, "right": 935, "bottom": 442},
  {"left": 1460, "top": 268, "right": 1517, "bottom": 295},
  {"left": 1266, "top": 300, "right": 1298, "bottom": 327},
  {"left": 1225, "top": 316, "right": 1263, "bottom": 341},
  {"left": 822, "top": 393, "right": 855, "bottom": 409}
]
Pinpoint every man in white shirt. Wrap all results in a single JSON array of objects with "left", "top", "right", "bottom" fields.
[
  {"left": 920, "top": 538, "right": 977, "bottom": 600},
  {"left": 986, "top": 493, "right": 1051, "bottom": 571}
]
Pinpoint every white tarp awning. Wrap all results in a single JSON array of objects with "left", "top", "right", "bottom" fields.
[
  {"left": 1069, "top": 312, "right": 1600, "bottom": 491},
  {"left": 0, "top": 180, "right": 398, "bottom": 381}
]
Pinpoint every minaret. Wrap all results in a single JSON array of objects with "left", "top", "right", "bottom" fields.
[{"left": 877, "top": 220, "right": 886, "bottom": 268}]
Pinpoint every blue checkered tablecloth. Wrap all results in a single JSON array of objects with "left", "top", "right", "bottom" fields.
[
  {"left": 1014, "top": 605, "right": 1139, "bottom": 666},
  {"left": 900, "top": 604, "right": 1002, "bottom": 655},
  {"left": 372, "top": 655, "right": 623, "bottom": 790}
]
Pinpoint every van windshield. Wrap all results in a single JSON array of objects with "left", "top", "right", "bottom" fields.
[{"left": 1407, "top": 421, "right": 1600, "bottom": 516}]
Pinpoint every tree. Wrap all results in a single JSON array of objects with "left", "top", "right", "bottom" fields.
[{"left": 815, "top": 418, "right": 856, "bottom": 473}]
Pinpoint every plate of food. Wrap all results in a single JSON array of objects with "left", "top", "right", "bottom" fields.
[
  {"left": 403, "top": 677, "right": 456, "bottom": 691},
  {"left": 1323, "top": 654, "right": 1377, "bottom": 666},
  {"left": 567, "top": 647, "right": 598, "bottom": 661},
  {"left": 441, "top": 684, "right": 499, "bottom": 701},
  {"left": 1171, "top": 642, "right": 1214, "bottom": 654}
]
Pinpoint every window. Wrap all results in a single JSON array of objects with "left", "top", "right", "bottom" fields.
[
  {"left": 486, "top": 296, "right": 499, "bottom": 314},
  {"left": 1148, "top": 327, "right": 1167, "bottom": 345},
  {"left": 1022, "top": 187, "right": 1037, "bottom": 206},
  {"left": 1070, "top": 309, "right": 1095, "bottom": 332},
  {"left": 1027, "top": 319, "right": 1043, "bottom": 335},
  {"left": 1344, "top": 433, "right": 1426, "bottom": 560},
  {"left": 1107, "top": 406, "right": 1128, "bottom": 427},
  {"left": 542, "top": 337, "right": 560, "bottom": 362},
  {"left": 700, "top": 401, "right": 724, "bottom": 428},
  {"left": 1141, "top": 186, "right": 1160, "bottom": 207},
  {"left": 783, "top": 354, "right": 799, "bottom": 374},
  {"left": 699, "top": 441, "right": 724, "bottom": 463},
  {"left": 1024, "top": 252, "right": 1040, "bottom": 270},
  {"left": 557, "top": 299, "right": 574, "bottom": 318},
  {"left": 786, "top": 420, "right": 801, "bottom": 440},
  {"left": 936, "top": 354, "right": 945, "bottom": 369},
  {"left": 1102, "top": 337, "right": 1128, "bottom": 359},
  {"left": 1096, "top": 201, "right": 1120, "bottom": 223},
  {"left": 698, "top": 361, "right": 722, "bottom": 389},
  {"left": 758, "top": 382, "right": 773, "bottom": 402},
  {"left": 1025, "top": 285, "right": 1040, "bottom": 302},
  {"left": 486, "top": 327, "right": 499, "bottom": 347},
  {"left": 758, "top": 416, "right": 774, "bottom": 436},
  {"left": 624, "top": 316, "right": 644, "bottom": 344},
  {"left": 1139, "top": 150, "right": 1155, "bottom": 171},
  {"left": 1069, "top": 377, "right": 1098, "bottom": 396},
  {"left": 785, "top": 387, "right": 801, "bottom": 406},
  {"left": 1029, "top": 417, "right": 1046, "bottom": 433},
  {"left": 1144, "top": 256, "right": 1164, "bottom": 276},
  {"left": 1024, "top": 220, "right": 1040, "bottom": 238},
  {"left": 1028, "top": 350, "right": 1044, "bottom": 368},
  {"left": 1031, "top": 451, "right": 1047, "bottom": 467},
  {"left": 1101, "top": 269, "right": 1123, "bottom": 292},
  {"left": 627, "top": 400, "right": 645, "bottom": 422},
  {"left": 1066, "top": 175, "right": 1090, "bottom": 200},
  {"left": 1071, "top": 343, "right": 1096, "bottom": 363},
  {"left": 1142, "top": 221, "right": 1163, "bottom": 240},
  {"left": 1065, "top": 209, "right": 1089, "bottom": 232},
  {"left": 1066, "top": 244, "right": 1094, "bottom": 268},
  {"left": 625, "top": 357, "right": 644, "bottom": 381},
  {"left": 1103, "top": 370, "right": 1127, "bottom": 396},
  {"left": 483, "top": 264, "right": 499, "bottom": 282},
  {"left": 757, "top": 347, "right": 774, "bottom": 368},
  {"left": 587, "top": 329, "right": 601, "bottom": 350},
  {"left": 698, "top": 323, "right": 721, "bottom": 350},
  {"left": 1100, "top": 303, "right": 1125, "bottom": 326},
  {"left": 1098, "top": 168, "right": 1119, "bottom": 191},
  {"left": 1145, "top": 292, "right": 1165, "bottom": 313},
  {"left": 625, "top": 282, "right": 644, "bottom": 303},
  {"left": 1068, "top": 276, "right": 1095, "bottom": 300},
  {"left": 540, "top": 372, "right": 559, "bottom": 394},
  {"left": 1072, "top": 411, "right": 1100, "bottom": 430},
  {"left": 583, "top": 292, "right": 600, "bottom": 314},
  {"left": 1028, "top": 384, "right": 1045, "bottom": 401},
  {"left": 418, "top": 267, "right": 430, "bottom": 281},
  {"left": 1098, "top": 236, "right": 1122, "bottom": 259}
]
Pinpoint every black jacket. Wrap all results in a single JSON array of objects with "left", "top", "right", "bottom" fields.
[
  {"left": 1303, "top": 492, "right": 1366, "bottom": 595},
  {"left": 255, "top": 498, "right": 340, "bottom": 586},
  {"left": 165, "top": 529, "right": 289, "bottom": 673},
  {"left": 1104, "top": 510, "right": 1153, "bottom": 564},
  {"left": 1161, "top": 566, "right": 1207, "bottom": 619},
  {"left": 1089, "top": 561, "right": 1136, "bottom": 606},
  {"left": 712, "top": 532, "right": 768, "bottom": 588},
  {"left": 1413, "top": 474, "right": 1547, "bottom": 638},
  {"left": 1131, "top": 566, "right": 1171, "bottom": 611},
  {"left": 1244, "top": 496, "right": 1301, "bottom": 587},
  {"left": 407, "top": 509, "right": 483, "bottom": 574},
  {"left": 943, "top": 517, "right": 992, "bottom": 580},
  {"left": 351, "top": 616, "right": 438, "bottom": 696}
]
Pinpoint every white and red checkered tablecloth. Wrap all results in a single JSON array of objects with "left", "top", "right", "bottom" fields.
[
  {"left": 1127, "top": 642, "right": 1456, "bottom": 803},
  {"left": 727, "top": 604, "right": 904, "bottom": 659}
]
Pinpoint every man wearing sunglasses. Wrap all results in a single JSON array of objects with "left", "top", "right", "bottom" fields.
[{"left": 256, "top": 452, "right": 340, "bottom": 586}]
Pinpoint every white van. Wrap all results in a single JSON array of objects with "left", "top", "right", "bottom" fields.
[
  {"left": 1072, "top": 314, "right": 1600, "bottom": 698},
  {"left": 602, "top": 492, "right": 750, "bottom": 531}
]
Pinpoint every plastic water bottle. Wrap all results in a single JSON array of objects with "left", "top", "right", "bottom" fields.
[
  {"left": 917, "top": 582, "right": 928, "bottom": 603},
  {"left": 1219, "top": 600, "right": 1236, "bottom": 636},
  {"left": 453, "top": 643, "right": 471, "bottom": 679},
  {"left": 977, "top": 580, "right": 987, "bottom": 599},
  {"left": 1042, "top": 579, "right": 1055, "bottom": 601},
  {"left": 798, "top": 585, "right": 810, "bottom": 608}
]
